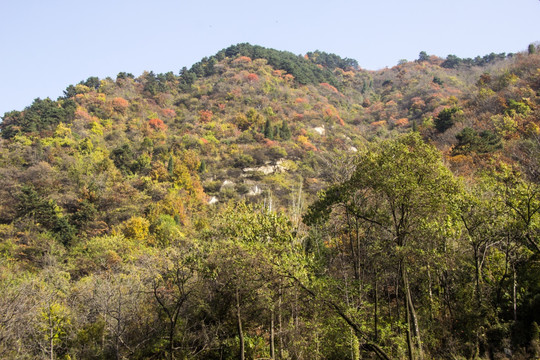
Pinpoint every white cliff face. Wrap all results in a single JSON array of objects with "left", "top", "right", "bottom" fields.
[
  {"left": 313, "top": 125, "right": 325, "bottom": 135},
  {"left": 242, "top": 158, "right": 291, "bottom": 176},
  {"left": 243, "top": 165, "right": 276, "bottom": 175},
  {"left": 220, "top": 180, "right": 235, "bottom": 191},
  {"left": 247, "top": 185, "right": 262, "bottom": 196}
]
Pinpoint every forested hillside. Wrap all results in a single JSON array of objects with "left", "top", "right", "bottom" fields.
[{"left": 1, "top": 43, "right": 540, "bottom": 359}]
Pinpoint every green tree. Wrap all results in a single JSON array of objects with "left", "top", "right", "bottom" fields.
[
  {"left": 434, "top": 106, "right": 461, "bottom": 133},
  {"left": 264, "top": 119, "right": 274, "bottom": 140},
  {"left": 305, "top": 133, "right": 461, "bottom": 360},
  {"left": 453, "top": 127, "right": 501, "bottom": 155},
  {"left": 280, "top": 120, "right": 291, "bottom": 140},
  {"left": 418, "top": 51, "right": 429, "bottom": 62}
]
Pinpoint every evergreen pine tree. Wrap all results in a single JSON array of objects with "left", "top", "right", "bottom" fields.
[
  {"left": 199, "top": 159, "right": 206, "bottom": 173},
  {"left": 264, "top": 119, "right": 274, "bottom": 139},
  {"left": 274, "top": 126, "right": 280, "bottom": 139},
  {"left": 280, "top": 120, "right": 291, "bottom": 140},
  {"left": 167, "top": 155, "right": 174, "bottom": 175}
]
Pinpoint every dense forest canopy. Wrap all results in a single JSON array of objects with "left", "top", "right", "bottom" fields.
[{"left": 1, "top": 42, "right": 540, "bottom": 359}]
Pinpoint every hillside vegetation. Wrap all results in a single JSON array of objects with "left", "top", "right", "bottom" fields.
[{"left": 1, "top": 43, "right": 540, "bottom": 359}]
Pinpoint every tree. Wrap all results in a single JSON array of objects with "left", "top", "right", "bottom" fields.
[
  {"left": 264, "top": 119, "right": 274, "bottom": 140},
  {"left": 203, "top": 202, "right": 301, "bottom": 360},
  {"left": 418, "top": 51, "right": 429, "bottom": 62},
  {"left": 434, "top": 106, "right": 461, "bottom": 133},
  {"left": 280, "top": 120, "right": 291, "bottom": 140},
  {"left": 305, "top": 133, "right": 461, "bottom": 359},
  {"left": 146, "top": 247, "right": 202, "bottom": 360},
  {"left": 452, "top": 127, "right": 501, "bottom": 155}
]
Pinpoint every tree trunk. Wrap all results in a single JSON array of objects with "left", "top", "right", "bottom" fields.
[
  {"left": 50, "top": 314, "right": 54, "bottom": 360},
  {"left": 474, "top": 245, "right": 482, "bottom": 306},
  {"left": 278, "top": 284, "right": 283, "bottom": 359},
  {"left": 169, "top": 320, "right": 175, "bottom": 360},
  {"left": 427, "top": 265, "right": 434, "bottom": 321},
  {"left": 404, "top": 288, "right": 414, "bottom": 360},
  {"left": 236, "top": 287, "right": 245, "bottom": 360},
  {"left": 402, "top": 262, "right": 424, "bottom": 360},
  {"left": 374, "top": 273, "right": 379, "bottom": 341},
  {"left": 513, "top": 264, "right": 517, "bottom": 321},
  {"left": 270, "top": 307, "right": 275, "bottom": 360}
]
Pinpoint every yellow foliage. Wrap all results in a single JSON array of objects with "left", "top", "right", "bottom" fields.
[
  {"left": 54, "top": 123, "right": 72, "bottom": 138},
  {"left": 122, "top": 216, "right": 150, "bottom": 241},
  {"left": 371, "top": 120, "right": 387, "bottom": 127}
]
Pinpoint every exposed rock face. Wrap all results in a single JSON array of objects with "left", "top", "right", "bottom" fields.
[
  {"left": 243, "top": 165, "right": 276, "bottom": 175},
  {"left": 247, "top": 185, "right": 262, "bottom": 196},
  {"left": 313, "top": 125, "right": 325, "bottom": 135},
  {"left": 220, "top": 180, "right": 235, "bottom": 191},
  {"left": 243, "top": 158, "right": 291, "bottom": 176},
  {"left": 208, "top": 196, "right": 219, "bottom": 205}
]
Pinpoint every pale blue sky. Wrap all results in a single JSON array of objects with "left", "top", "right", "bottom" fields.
[{"left": 1, "top": 0, "right": 539, "bottom": 116}]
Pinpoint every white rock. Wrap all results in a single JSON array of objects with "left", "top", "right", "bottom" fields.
[
  {"left": 208, "top": 196, "right": 219, "bottom": 205},
  {"left": 220, "top": 180, "right": 235, "bottom": 191},
  {"left": 314, "top": 126, "right": 325, "bottom": 135},
  {"left": 243, "top": 165, "right": 275, "bottom": 175},
  {"left": 349, "top": 146, "right": 358, "bottom": 152},
  {"left": 222, "top": 180, "right": 234, "bottom": 187},
  {"left": 243, "top": 159, "right": 291, "bottom": 176},
  {"left": 247, "top": 185, "right": 263, "bottom": 196}
]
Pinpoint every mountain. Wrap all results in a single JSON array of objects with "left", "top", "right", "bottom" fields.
[{"left": 1, "top": 43, "right": 540, "bottom": 359}]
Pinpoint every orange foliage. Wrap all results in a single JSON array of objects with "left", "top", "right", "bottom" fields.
[
  {"left": 263, "top": 138, "right": 276, "bottom": 146},
  {"left": 284, "top": 74, "right": 294, "bottom": 82},
  {"left": 410, "top": 97, "right": 426, "bottom": 110},
  {"left": 148, "top": 118, "right": 167, "bottom": 131},
  {"left": 218, "top": 103, "right": 226, "bottom": 112},
  {"left": 232, "top": 56, "right": 252, "bottom": 65},
  {"left": 161, "top": 108, "right": 176, "bottom": 118},
  {"left": 323, "top": 105, "right": 345, "bottom": 125},
  {"left": 273, "top": 69, "right": 284, "bottom": 77},
  {"left": 448, "top": 154, "right": 475, "bottom": 176},
  {"left": 395, "top": 118, "right": 409, "bottom": 127},
  {"left": 320, "top": 82, "right": 339, "bottom": 94},
  {"left": 199, "top": 110, "right": 213, "bottom": 122},
  {"left": 296, "top": 135, "right": 317, "bottom": 152},
  {"left": 246, "top": 73, "right": 259, "bottom": 82},
  {"left": 112, "top": 97, "right": 129, "bottom": 112},
  {"left": 75, "top": 107, "right": 92, "bottom": 121},
  {"left": 295, "top": 97, "right": 308, "bottom": 104},
  {"left": 371, "top": 120, "right": 387, "bottom": 127}
]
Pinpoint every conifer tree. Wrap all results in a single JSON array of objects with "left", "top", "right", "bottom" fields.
[
  {"left": 264, "top": 119, "right": 274, "bottom": 139},
  {"left": 280, "top": 120, "right": 291, "bottom": 140},
  {"left": 199, "top": 159, "right": 206, "bottom": 173},
  {"left": 167, "top": 155, "right": 174, "bottom": 176}
]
